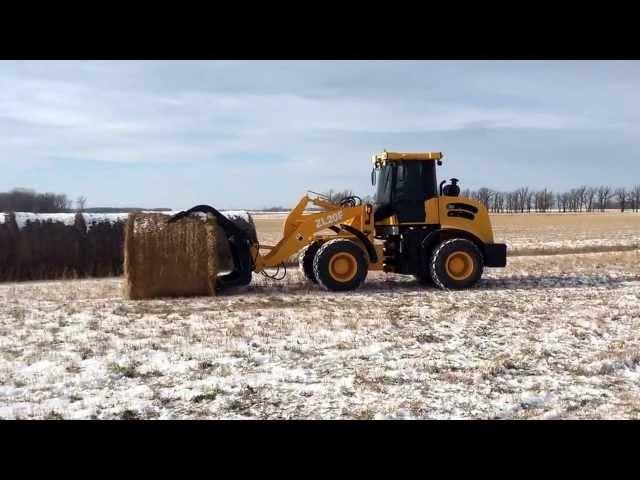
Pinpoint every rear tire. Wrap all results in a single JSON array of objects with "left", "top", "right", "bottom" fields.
[
  {"left": 313, "top": 239, "right": 368, "bottom": 292},
  {"left": 430, "top": 238, "right": 483, "bottom": 290},
  {"left": 414, "top": 270, "right": 434, "bottom": 285},
  {"left": 298, "top": 241, "right": 323, "bottom": 283}
]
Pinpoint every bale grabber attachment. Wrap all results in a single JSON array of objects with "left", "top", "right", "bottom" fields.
[{"left": 167, "top": 192, "right": 380, "bottom": 294}]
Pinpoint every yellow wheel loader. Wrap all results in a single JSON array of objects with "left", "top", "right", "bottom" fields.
[{"left": 168, "top": 151, "right": 507, "bottom": 292}]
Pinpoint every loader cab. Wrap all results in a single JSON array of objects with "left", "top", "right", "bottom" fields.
[{"left": 371, "top": 151, "right": 443, "bottom": 223}]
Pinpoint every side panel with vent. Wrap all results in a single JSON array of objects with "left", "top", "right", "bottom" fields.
[{"left": 437, "top": 196, "right": 495, "bottom": 244}]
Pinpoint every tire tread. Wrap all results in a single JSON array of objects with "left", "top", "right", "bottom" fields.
[
  {"left": 430, "top": 238, "right": 483, "bottom": 290},
  {"left": 313, "top": 238, "right": 368, "bottom": 292}
]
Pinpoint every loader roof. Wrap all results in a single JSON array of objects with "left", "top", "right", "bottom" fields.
[{"left": 372, "top": 151, "right": 443, "bottom": 165}]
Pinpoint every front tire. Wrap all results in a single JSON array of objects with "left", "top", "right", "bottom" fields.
[
  {"left": 298, "top": 241, "right": 323, "bottom": 283},
  {"left": 430, "top": 238, "right": 483, "bottom": 290},
  {"left": 414, "top": 244, "right": 434, "bottom": 285},
  {"left": 313, "top": 239, "right": 368, "bottom": 292}
]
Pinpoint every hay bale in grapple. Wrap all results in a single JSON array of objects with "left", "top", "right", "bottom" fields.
[
  {"left": 152, "top": 210, "right": 256, "bottom": 274},
  {"left": 123, "top": 212, "right": 222, "bottom": 300}
]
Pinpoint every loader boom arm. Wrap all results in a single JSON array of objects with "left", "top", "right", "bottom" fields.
[{"left": 253, "top": 194, "right": 372, "bottom": 272}]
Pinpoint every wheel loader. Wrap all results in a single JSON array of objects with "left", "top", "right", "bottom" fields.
[{"left": 168, "top": 151, "right": 507, "bottom": 292}]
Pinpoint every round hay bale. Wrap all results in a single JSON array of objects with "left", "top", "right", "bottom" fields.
[{"left": 123, "top": 213, "right": 219, "bottom": 300}]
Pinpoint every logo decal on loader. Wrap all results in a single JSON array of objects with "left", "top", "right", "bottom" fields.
[{"left": 315, "top": 211, "right": 343, "bottom": 229}]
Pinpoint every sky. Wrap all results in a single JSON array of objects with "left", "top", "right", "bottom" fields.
[{"left": 1, "top": 60, "right": 639, "bottom": 210}]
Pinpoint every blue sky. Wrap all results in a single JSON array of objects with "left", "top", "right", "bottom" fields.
[{"left": 1, "top": 60, "right": 639, "bottom": 210}]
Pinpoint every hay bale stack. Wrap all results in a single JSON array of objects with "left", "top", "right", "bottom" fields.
[
  {"left": 0, "top": 213, "right": 18, "bottom": 281},
  {"left": 13, "top": 213, "right": 83, "bottom": 281},
  {"left": 81, "top": 213, "right": 128, "bottom": 278},
  {"left": 123, "top": 212, "right": 220, "bottom": 300}
]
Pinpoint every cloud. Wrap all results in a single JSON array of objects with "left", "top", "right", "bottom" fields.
[{"left": 1, "top": 61, "right": 639, "bottom": 209}]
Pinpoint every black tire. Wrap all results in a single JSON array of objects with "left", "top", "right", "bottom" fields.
[
  {"left": 413, "top": 240, "right": 434, "bottom": 287},
  {"left": 298, "top": 241, "right": 323, "bottom": 283},
  {"left": 414, "top": 244, "right": 434, "bottom": 285},
  {"left": 313, "top": 239, "right": 368, "bottom": 292},
  {"left": 413, "top": 270, "right": 434, "bottom": 285},
  {"left": 430, "top": 238, "right": 484, "bottom": 290}
]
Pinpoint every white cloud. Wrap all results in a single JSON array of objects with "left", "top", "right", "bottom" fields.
[{"left": 1, "top": 60, "right": 639, "bottom": 209}]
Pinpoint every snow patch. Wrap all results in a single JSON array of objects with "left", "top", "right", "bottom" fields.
[
  {"left": 82, "top": 213, "right": 128, "bottom": 229},
  {"left": 13, "top": 213, "right": 77, "bottom": 230}
]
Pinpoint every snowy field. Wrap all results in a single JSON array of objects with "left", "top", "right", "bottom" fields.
[
  {"left": 1, "top": 248, "right": 639, "bottom": 420},
  {"left": 492, "top": 212, "right": 640, "bottom": 255}
]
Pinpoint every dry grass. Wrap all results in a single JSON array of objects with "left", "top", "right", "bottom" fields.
[
  {"left": 490, "top": 211, "right": 640, "bottom": 236},
  {"left": 490, "top": 212, "right": 640, "bottom": 253}
]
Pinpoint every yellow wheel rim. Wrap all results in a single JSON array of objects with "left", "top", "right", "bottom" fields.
[
  {"left": 329, "top": 252, "right": 358, "bottom": 282},
  {"left": 445, "top": 251, "right": 474, "bottom": 281}
]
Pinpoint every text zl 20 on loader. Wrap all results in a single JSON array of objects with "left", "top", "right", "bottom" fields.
[{"left": 169, "top": 151, "right": 507, "bottom": 292}]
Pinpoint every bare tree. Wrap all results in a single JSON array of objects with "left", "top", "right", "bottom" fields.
[
  {"left": 576, "top": 185, "right": 587, "bottom": 212},
  {"left": 514, "top": 187, "right": 529, "bottom": 213},
  {"left": 75, "top": 196, "right": 87, "bottom": 212},
  {"left": 322, "top": 189, "right": 355, "bottom": 204},
  {"left": 615, "top": 188, "right": 627, "bottom": 212},
  {"left": 534, "top": 189, "right": 554, "bottom": 213},
  {"left": 632, "top": 185, "right": 640, "bottom": 213},
  {"left": 524, "top": 190, "right": 534, "bottom": 213},
  {"left": 597, "top": 186, "right": 612, "bottom": 212},
  {"left": 475, "top": 187, "right": 493, "bottom": 210},
  {"left": 585, "top": 187, "right": 597, "bottom": 212},
  {"left": 491, "top": 191, "right": 505, "bottom": 213},
  {"left": 546, "top": 189, "right": 555, "bottom": 212},
  {"left": 52, "top": 194, "right": 71, "bottom": 212}
]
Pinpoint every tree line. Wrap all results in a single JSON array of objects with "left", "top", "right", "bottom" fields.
[
  {"left": 322, "top": 186, "right": 640, "bottom": 213},
  {"left": 0, "top": 188, "right": 78, "bottom": 213},
  {"left": 6, "top": 185, "right": 640, "bottom": 215},
  {"left": 462, "top": 185, "right": 640, "bottom": 213},
  {"left": 0, "top": 188, "right": 170, "bottom": 214}
]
